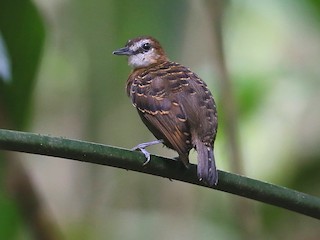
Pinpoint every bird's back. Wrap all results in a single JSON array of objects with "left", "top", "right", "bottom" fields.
[{"left": 127, "top": 61, "right": 218, "bottom": 166}]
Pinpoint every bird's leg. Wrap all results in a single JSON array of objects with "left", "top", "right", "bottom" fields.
[{"left": 131, "top": 139, "right": 164, "bottom": 166}]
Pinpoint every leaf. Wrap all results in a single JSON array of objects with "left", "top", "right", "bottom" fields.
[{"left": 0, "top": 0, "right": 45, "bottom": 129}]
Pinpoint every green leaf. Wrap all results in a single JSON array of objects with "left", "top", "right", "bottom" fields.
[{"left": 0, "top": 0, "right": 45, "bottom": 129}]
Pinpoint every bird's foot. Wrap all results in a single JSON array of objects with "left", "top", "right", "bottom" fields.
[{"left": 131, "top": 139, "right": 164, "bottom": 166}]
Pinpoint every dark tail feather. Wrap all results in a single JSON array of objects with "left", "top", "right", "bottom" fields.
[{"left": 196, "top": 140, "right": 218, "bottom": 186}]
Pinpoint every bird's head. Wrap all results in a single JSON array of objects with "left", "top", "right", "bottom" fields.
[{"left": 113, "top": 36, "right": 168, "bottom": 69}]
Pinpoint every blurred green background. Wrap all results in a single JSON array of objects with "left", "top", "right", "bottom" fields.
[{"left": 1, "top": 0, "right": 320, "bottom": 239}]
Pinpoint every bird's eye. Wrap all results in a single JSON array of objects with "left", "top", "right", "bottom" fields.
[{"left": 142, "top": 42, "right": 151, "bottom": 51}]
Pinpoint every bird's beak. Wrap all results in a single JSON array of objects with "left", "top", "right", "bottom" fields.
[{"left": 112, "top": 47, "right": 133, "bottom": 56}]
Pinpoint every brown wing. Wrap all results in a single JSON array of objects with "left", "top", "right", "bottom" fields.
[
  {"left": 128, "top": 62, "right": 193, "bottom": 165},
  {"left": 177, "top": 69, "right": 218, "bottom": 145}
]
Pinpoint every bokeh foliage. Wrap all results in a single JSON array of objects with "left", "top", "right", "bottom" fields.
[
  {"left": 0, "top": 0, "right": 45, "bottom": 129},
  {"left": 0, "top": 0, "right": 320, "bottom": 239},
  {"left": 0, "top": 0, "right": 45, "bottom": 239}
]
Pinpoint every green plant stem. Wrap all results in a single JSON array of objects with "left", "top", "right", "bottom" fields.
[{"left": 0, "top": 129, "right": 319, "bottom": 219}]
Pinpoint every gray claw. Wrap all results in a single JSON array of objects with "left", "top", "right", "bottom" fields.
[{"left": 131, "top": 139, "right": 163, "bottom": 166}]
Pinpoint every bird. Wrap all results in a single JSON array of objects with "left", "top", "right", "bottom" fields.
[{"left": 113, "top": 36, "right": 218, "bottom": 186}]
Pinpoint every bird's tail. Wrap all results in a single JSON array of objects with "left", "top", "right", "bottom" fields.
[{"left": 196, "top": 140, "right": 218, "bottom": 186}]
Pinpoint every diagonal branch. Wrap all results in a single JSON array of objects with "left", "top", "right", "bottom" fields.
[{"left": 0, "top": 128, "right": 319, "bottom": 219}]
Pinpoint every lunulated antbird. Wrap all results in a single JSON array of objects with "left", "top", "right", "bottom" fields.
[{"left": 113, "top": 36, "right": 218, "bottom": 186}]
